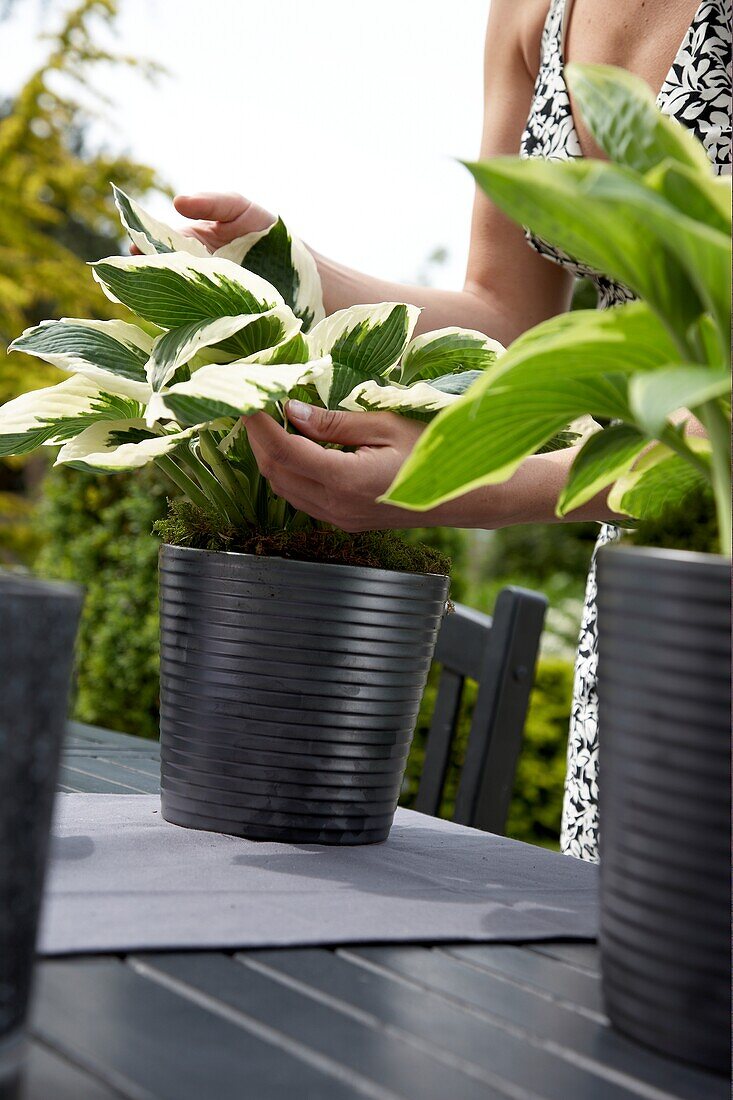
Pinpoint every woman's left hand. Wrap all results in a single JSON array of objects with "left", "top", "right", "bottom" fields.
[{"left": 244, "top": 401, "right": 432, "bottom": 532}]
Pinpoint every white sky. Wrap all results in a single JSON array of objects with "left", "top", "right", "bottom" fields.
[{"left": 2, "top": 0, "right": 490, "bottom": 287}]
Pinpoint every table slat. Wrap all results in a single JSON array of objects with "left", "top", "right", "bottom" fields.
[
  {"left": 347, "top": 947, "right": 728, "bottom": 1100},
  {"left": 31, "top": 958, "right": 372, "bottom": 1100},
  {"left": 136, "top": 952, "right": 508, "bottom": 1100},
  {"left": 248, "top": 947, "right": 655, "bottom": 1100},
  {"left": 442, "top": 944, "right": 603, "bottom": 1014}
]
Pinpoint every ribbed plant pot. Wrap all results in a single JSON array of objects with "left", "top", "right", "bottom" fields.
[
  {"left": 0, "top": 574, "right": 83, "bottom": 1100},
  {"left": 159, "top": 545, "right": 449, "bottom": 844},
  {"left": 597, "top": 545, "right": 731, "bottom": 1075}
]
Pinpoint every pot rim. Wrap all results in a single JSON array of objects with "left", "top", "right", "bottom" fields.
[
  {"left": 160, "top": 542, "right": 450, "bottom": 583},
  {"left": 598, "top": 543, "right": 730, "bottom": 569}
]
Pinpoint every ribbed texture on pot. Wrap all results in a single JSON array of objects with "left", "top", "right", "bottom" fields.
[
  {"left": 597, "top": 546, "right": 731, "bottom": 1075},
  {"left": 159, "top": 546, "right": 449, "bottom": 844}
]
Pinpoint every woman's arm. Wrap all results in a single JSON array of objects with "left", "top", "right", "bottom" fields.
[
  {"left": 183, "top": 1, "right": 604, "bottom": 530},
  {"left": 176, "top": 1, "right": 572, "bottom": 346}
]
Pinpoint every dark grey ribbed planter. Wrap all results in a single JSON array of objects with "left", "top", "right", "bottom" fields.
[
  {"left": 159, "top": 545, "right": 449, "bottom": 844},
  {"left": 0, "top": 573, "right": 83, "bottom": 1099},
  {"left": 597, "top": 545, "right": 731, "bottom": 1075}
]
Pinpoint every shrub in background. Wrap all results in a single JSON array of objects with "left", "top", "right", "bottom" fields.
[{"left": 35, "top": 465, "right": 167, "bottom": 740}]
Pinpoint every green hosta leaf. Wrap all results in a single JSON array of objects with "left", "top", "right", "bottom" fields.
[
  {"left": 216, "top": 217, "right": 325, "bottom": 331},
  {"left": 646, "top": 161, "right": 731, "bottom": 236},
  {"left": 557, "top": 424, "right": 647, "bottom": 516},
  {"left": 383, "top": 303, "right": 674, "bottom": 510},
  {"left": 566, "top": 63, "right": 711, "bottom": 177},
  {"left": 464, "top": 157, "right": 723, "bottom": 349},
  {"left": 0, "top": 377, "right": 143, "bottom": 457},
  {"left": 400, "top": 327, "right": 504, "bottom": 384},
  {"left": 91, "top": 253, "right": 283, "bottom": 329},
  {"left": 9, "top": 318, "right": 154, "bottom": 401},
  {"left": 112, "top": 184, "right": 210, "bottom": 257},
  {"left": 145, "top": 308, "right": 301, "bottom": 393},
  {"left": 243, "top": 332, "right": 311, "bottom": 365},
  {"left": 309, "top": 303, "right": 420, "bottom": 409},
  {"left": 160, "top": 357, "right": 331, "bottom": 426},
  {"left": 629, "top": 365, "right": 731, "bottom": 437},
  {"left": 56, "top": 419, "right": 199, "bottom": 472},
  {"left": 608, "top": 439, "right": 711, "bottom": 519}
]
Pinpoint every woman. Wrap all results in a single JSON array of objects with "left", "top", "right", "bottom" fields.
[{"left": 174, "top": 0, "right": 731, "bottom": 862}]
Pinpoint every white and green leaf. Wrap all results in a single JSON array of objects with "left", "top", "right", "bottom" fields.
[
  {"left": 399, "top": 327, "right": 504, "bottom": 385},
  {"left": 8, "top": 318, "right": 154, "bottom": 400},
  {"left": 0, "top": 376, "right": 144, "bottom": 457},
  {"left": 112, "top": 184, "right": 209, "bottom": 257},
  {"left": 159, "top": 357, "right": 331, "bottom": 426},
  {"left": 91, "top": 252, "right": 284, "bottom": 329},
  {"left": 309, "top": 302, "right": 421, "bottom": 409},
  {"left": 145, "top": 307, "right": 302, "bottom": 394},
  {"left": 216, "top": 217, "right": 325, "bottom": 331},
  {"left": 55, "top": 419, "right": 199, "bottom": 472}
]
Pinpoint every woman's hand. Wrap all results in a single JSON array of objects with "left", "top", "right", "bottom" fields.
[
  {"left": 245, "top": 403, "right": 427, "bottom": 532},
  {"left": 245, "top": 402, "right": 513, "bottom": 532},
  {"left": 130, "top": 193, "right": 275, "bottom": 255}
]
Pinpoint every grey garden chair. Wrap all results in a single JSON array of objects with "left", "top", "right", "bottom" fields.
[{"left": 415, "top": 587, "right": 548, "bottom": 834}]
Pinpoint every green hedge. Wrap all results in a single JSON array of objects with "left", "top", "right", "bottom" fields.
[{"left": 35, "top": 466, "right": 167, "bottom": 740}]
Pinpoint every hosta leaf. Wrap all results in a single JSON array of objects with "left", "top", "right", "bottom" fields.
[
  {"left": 145, "top": 308, "right": 302, "bottom": 393},
  {"left": 9, "top": 318, "right": 153, "bottom": 400},
  {"left": 557, "top": 424, "right": 647, "bottom": 516},
  {"left": 91, "top": 253, "right": 284, "bottom": 329},
  {"left": 341, "top": 377, "right": 470, "bottom": 418},
  {"left": 309, "top": 303, "right": 420, "bottom": 409},
  {"left": 243, "top": 332, "right": 311, "bottom": 365},
  {"left": 216, "top": 217, "right": 325, "bottom": 331},
  {"left": 566, "top": 63, "right": 711, "bottom": 177},
  {"left": 56, "top": 419, "right": 199, "bottom": 472},
  {"left": 629, "top": 365, "right": 731, "bottom": 438},
  {"left": 464, "top": 157, "right": 721, "bottom": 349},
  {"left": 608, "top": 439, "right": 711, "bottom": 519},
  {"left": 400, "top": 327, "right": 504, "bottom": 385},
  {"left": 160, "top": 357, "right": 331, "bottom": 426},
  {"left": 0, "top": 376, "right": 143, "bottom": 457},
  {"left": 645, "top": 161, "right": 731, "bottom": 236},
  {"left": 383, "top": 304, "right": 673, "bottom": 510},
  {"left": 112, "top": 184, "right": 210, "bottom": 257}
]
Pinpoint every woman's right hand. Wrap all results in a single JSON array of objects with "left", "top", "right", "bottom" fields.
[
  {"left": 129, "top": 192, "right": 275, "bottom": 255},
  {"left": 172, "top": 192, "right": 275, "bottom": 251}
]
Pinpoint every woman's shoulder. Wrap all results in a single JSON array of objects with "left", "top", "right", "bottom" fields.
[{"left": 488, "top": 0, "right": 552, "bottom": 82}]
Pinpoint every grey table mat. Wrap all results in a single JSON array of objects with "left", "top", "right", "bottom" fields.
[{"left": 39, "top": 794, "right": 598, "bottom": 955}]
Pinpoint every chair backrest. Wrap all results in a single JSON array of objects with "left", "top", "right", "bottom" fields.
[{"left": 415, "top": 586, "right": 548, "bottom": 835}]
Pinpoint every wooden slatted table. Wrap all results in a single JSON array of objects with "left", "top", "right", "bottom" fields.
[{"left": 22, "top": 723, "right": 727, "bottom": 1100}]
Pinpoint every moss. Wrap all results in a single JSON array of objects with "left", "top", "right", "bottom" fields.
[{"left": 153, "top": 497, "right": 450, "bottom": 576}]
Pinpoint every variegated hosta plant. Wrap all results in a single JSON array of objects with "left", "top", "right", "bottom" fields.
[{"left": 2, "top": 184, "right": 505, "bottom": 532}]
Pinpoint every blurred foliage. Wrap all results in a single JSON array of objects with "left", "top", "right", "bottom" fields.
[
  {"left": 0, "top": 0, "right": 165, "bottom": 405},
  {"left": 36, "top": 464, "right": 167, "bottom": 739}
]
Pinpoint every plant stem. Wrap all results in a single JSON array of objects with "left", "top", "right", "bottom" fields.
[
  {"left": 178, "top": 446, "right": 247, "bottom": 527},
  {"left": 154, "top": 454, "right": 214, "bottom": 514},
  {"left": 698, "top": 401, "right": 732, "bottom": 557},
  {"left": 199, "top": 429, "right": 257, "bottom": 526}
]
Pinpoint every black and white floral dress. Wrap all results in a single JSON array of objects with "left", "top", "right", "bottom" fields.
[{"left": 519, "top": 0, "right": 732, "bottom": 862}]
